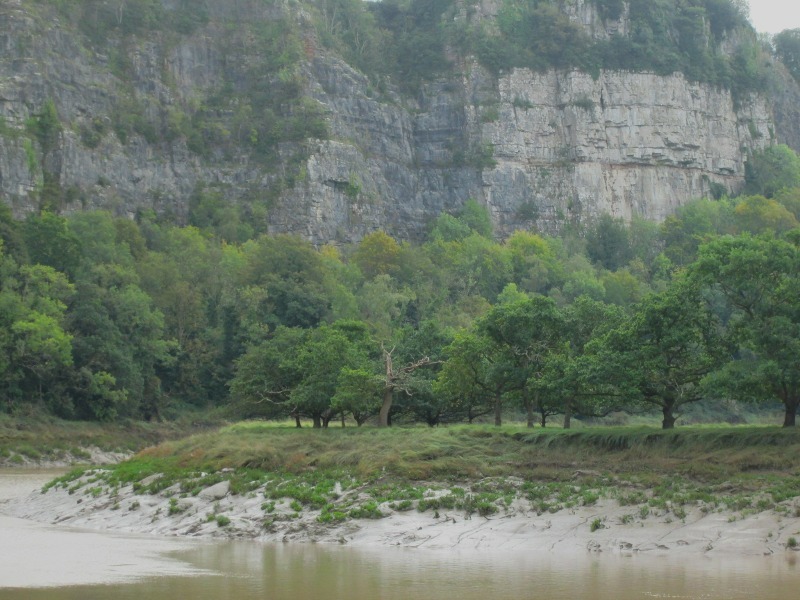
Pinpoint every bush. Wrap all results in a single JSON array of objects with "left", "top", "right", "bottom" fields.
[{"left": 215, "top": 514, "right": 231, "bottom": 527}]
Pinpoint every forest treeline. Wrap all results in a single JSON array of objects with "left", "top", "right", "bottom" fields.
[{"left": 2, "top": 145, "right": 800, "bottom": 428}]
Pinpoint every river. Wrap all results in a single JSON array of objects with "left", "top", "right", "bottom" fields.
[{"left": 1, "top": 470, "right": 799, "bottom": 599}]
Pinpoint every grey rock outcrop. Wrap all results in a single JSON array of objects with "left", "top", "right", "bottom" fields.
[{"left": 0, "top": 0, "right": 795, "bottom": 244}]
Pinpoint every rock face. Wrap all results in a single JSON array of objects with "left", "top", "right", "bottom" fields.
[
  {"left": 484, "top": 69, "right": 772, "bottom": 234},
  {"left": 0, "top": 0, "right": 793, "bottom": 243}
]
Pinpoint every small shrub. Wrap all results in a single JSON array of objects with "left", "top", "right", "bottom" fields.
[
  {"left": 787, "top": 537, "right": 798, "bottom": 549},
  {"left": 168, "top": 497, "right": 185, "bottom": 515},
  {"left": 317, "top": 510, "right": 347, "bottom": 523},
  {"left": 349, "top": 501, "right": 383, "bottom": 519},
  {"left": 590, "top": 517, "right": 605, "bottom": 532},
  {"left": 476, "top": 500, "right": 498, "bottom": 517},
  {"left": 216, "top": 515, "right": 231, "bottom": 527},
  {"left": 581, "top": 491, "right": 600, "bottom": 506},
  {"left": 393, "top": 500, "right": 413, "bottom": 512}
]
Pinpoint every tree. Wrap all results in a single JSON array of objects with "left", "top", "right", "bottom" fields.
[
  {"left": 544, "top": 296, "right": 626, "bottom": 429},
  {"left": 436, "top": 330, "right": 516, "bottom": 426},
  {"left": 775, "top": 28, "right": 800, "bottom": 81},
  {"left": 231, "top": 321, "right": 372, "bottom": 427},
  {"left": 291, "top": 321, "right": 371, "bottom": 427},
  {"left": 690, "top": 234, "right": 800, "bottom": 426},
  {"left": 744, "top": 145, "right": 800, "bottom": 198},
  {"left": 592, "top": 280, "right": 729, "bottom": 429},
  {"left": 376, "top": 344, "right": 439, "bottom": 427},
  {"left": 10, "top": 312, "right": 73, "bottom": 404},
  {"left": 586, "top": 213, "right": 634, "bottom": 271},
  {"left": 237, "top": 235, "right": 332, "bottom": 330},
  {"left": 22, "top": 212, "right": 82, "bottom": 276},
  {"left": 0, "top": 250, "right": 74, "bottom": 414},
  {"left": 504, "top": 231, "right": 562, "bottom": 294},
  {"left": 355, "top": 274, "right": 414, "bottom": 341},
  {"left": 458, "top": 199, "right": 493, "bottom": 238},
  {"left": 661, "top": 198, "right": 729, "bottom": 266},
  {"left": 394, "top": 321, "right": 453, "bottom": 426},
  {"left": 68, "top": 264, "right": 173, "bottom": 420},
  {"left": 332, "top": 366, "right": 381, "bottom": 426},
  {"left": 731, "top": 195, "right": 798, "bottom": 234},
  {"left": 229, "top": 326, "right": 307, "bottom": 423},
  {"left": 352, "top": 231, "right": 402, "bottom": 279},
  {"left": 479, "top": 291, "right": 564, "bottom": 427}
]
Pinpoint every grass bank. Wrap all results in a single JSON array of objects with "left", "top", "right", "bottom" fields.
[
  {"left": 0, "top": 414, "right": 215, "bottom": 467},
  {"left": 46, "top": 424, "right": 800, "bottom": 527}
]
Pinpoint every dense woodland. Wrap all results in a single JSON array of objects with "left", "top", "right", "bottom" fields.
[{"left": 2, "top": 144, "right": 800, "bottom": 428}]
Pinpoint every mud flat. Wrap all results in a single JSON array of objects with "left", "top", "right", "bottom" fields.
[{"left": 7, "top": 469, "right": 800, "bottom": 559}]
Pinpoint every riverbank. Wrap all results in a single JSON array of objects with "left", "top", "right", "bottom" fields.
[
  {"left": 6, "top": 423, "right": 800, "bottom": 558},
  {"left": 0, "top": 470, "right": 205, "bottom": 588},
  {"left": 0, "top": 415, "right": 217, "bottom": 468}
]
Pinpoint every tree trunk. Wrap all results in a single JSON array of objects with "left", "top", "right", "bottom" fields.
[
  {"left": 379, "top": 387, "right": 393, "bottom": 427},
  {"left": 294, "top": 415, "right": 302, "bottom": 428},
  {"left": 783, "top": 398, "right": 798, "bottom": 427},
  {"left": 494, "top": 394, "right": 502, "bottom": 427},
  {"left": 661, "top": 404, "right": 676, "bottom": 429},
  {"left": 341, "top": 412, "right": 346, "bottom": 428},
  {"left": 379, "top": 347, "right": 394, "bottom": 427},
  {"left": 525, "top": 397, "right": 535, "bottom": 428},
  {"left": 312, "top": 413, "right": 322, "bottom": 429},
  {"left": 563, "top": 397, "right": 573, "bottom": 429}
]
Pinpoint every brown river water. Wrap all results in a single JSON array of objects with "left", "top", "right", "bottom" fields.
[{"left": 1, "top": 470, "right": 799, "bottom": 599}]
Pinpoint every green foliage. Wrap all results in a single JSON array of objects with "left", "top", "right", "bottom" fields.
[
  {"left": 691, "top": 234, "right": 800, "bottom": 426},
  {"left": 22, "top": 213, "right": 82, "bottom": 276},
  {"left": 745, "top": 145, "right": 800, "bottom": 198},
  {"left": 590, "top": 279, "right": 730, "bottom": 428},
  {"left": 590, "top": 517, "right": 605, "bottom": 532},
  {"left": 40, "top": 0, "right": 209, "bottom": 41},
  {"left": 775, "top": 29, "right": 800, "bottom": 81},
  {"left": 370, "top": 0, "right": 454, "bottom": 90},
  {"left": 459, "top": 200, "right": 493, "bottom": 238},
  {"left": 586, "top": 214, "right": 634, "bottom": 271},
  {"left": 215, "top": 514, "right": 231, "bottom": 527},
  {"left": 460, "top": 0, "right": 762, "bottom": 96},
  {"left": 25, "top": 99, "right": 61, "bottom": 154}
]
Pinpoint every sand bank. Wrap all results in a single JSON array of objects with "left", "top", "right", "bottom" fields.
[{"left": 6, "top": 470, "right": 800, "bottom": 559}]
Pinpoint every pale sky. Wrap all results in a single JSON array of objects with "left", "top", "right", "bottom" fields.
[{"left": 747, "top": 1, "right": 800, "bottom": 34}]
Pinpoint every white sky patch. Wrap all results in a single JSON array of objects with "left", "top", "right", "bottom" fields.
[{"left": 747, "top": 1, "right": 800, "bottom": 34}]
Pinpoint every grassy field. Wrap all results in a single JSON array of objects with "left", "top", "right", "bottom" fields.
[{"left": 43, "top": 423, "right": 800, "bottom": 525}]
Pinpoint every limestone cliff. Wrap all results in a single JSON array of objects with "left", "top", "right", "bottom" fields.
[{"left": 0, "top": 0, "right": 796, "bottom": 243}]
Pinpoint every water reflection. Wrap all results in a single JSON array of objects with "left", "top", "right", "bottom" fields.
[{"left": 6, "top": 541, "right": 798, "bottom": 600}]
